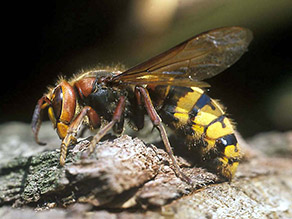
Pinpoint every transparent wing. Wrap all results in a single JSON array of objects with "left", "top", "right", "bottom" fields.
[{"left": 112, "top": 26, "right": 252, "bottom": 86}]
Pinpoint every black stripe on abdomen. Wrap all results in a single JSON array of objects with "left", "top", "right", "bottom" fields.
[
  {"left": 217, "top": 134, "right": 238, "bottom": 152},
  {"left": 189, "top": 93, "right": 216, "bottom": 118},
  {"left": 203, "top": 115, "right": 226, "bottom": 134}
]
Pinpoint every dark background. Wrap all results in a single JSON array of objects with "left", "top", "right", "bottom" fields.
[{"left": 1, "top": 0, "right": 291, "bottom": 137}]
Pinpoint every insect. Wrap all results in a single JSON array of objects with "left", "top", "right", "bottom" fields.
[{"left": 32, "top": 26, "right": 252, "bottom": 183}]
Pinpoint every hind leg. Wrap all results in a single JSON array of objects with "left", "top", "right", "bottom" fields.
[{"left": 136, "top": 86, "right": 192, "bottom": 184}]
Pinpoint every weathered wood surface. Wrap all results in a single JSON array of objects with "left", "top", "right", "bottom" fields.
[{"left": 0, "top": 122, "right": 292, "bottom": 218}]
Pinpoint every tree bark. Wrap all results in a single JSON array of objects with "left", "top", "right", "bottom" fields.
[{"left": 0, "top": 122, "right": 291, "bottom": 218}]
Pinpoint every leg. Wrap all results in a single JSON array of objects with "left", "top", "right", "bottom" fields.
[
  {"left": 113, "top": 111, "right": 125, "bottom": 134},
  {"left": 133, "top": 87, "right": 145, "bottom": 130},
  {"left": 60, "top": 106, "right": 100, "bottom": 166},
  {"left": 88, "top": 96, "right": 126, "bottom": 154},
  {"left": 126, "top": 88, "right": 145, "bottom": 131},
  {"left": 31, "top": 95, "right": 51, "bottom": 145},
  {"left": 136, "top": 86, "right": 192, "bottom": 184}
]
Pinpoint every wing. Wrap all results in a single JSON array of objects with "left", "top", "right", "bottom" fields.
[{"left": 111, "top": 26, "right": 252, "bottom": 87}]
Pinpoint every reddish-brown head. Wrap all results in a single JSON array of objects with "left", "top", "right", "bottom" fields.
[{"left": 31, "top": 81, "right": 76, "bottom": 144}]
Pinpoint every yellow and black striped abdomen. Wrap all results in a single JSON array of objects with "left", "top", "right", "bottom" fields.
[{"left": 154, "top": 86, "right": 241, "bottom": 180}]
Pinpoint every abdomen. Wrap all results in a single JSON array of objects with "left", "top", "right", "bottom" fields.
[{"left": 148, "top": 85, "right": 241, "bottom": 180}]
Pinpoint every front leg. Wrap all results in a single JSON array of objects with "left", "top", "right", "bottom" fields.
[
  {"left": 88, "top": 96, "right": 126, "bottom": 154},
  {"left": 136, "top": 86, "right": 192, "bottom": 184},
  {"left": 60, "top": 106, "right": 100, "bottom": 166}
]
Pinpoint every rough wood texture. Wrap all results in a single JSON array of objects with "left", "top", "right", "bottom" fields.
[{"left": 0, "top": 122, "right": 292, "bottom": 218}]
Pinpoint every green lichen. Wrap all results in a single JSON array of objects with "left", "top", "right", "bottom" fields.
[{"left": 0, "top": 149, "right": 80, "bottom": 206}]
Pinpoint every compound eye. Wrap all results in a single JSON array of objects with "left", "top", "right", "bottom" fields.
[{"left": 51, "top": 86, "right": 63, "bottom": 120}]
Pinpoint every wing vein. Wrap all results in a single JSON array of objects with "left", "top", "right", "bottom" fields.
[{"left": 111, "top": 27, "right": 252, "bottom": 86}]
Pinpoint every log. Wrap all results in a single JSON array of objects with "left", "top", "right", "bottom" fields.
[{"left": 0, "top": 122, "right": 292, "bottom": 218}]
